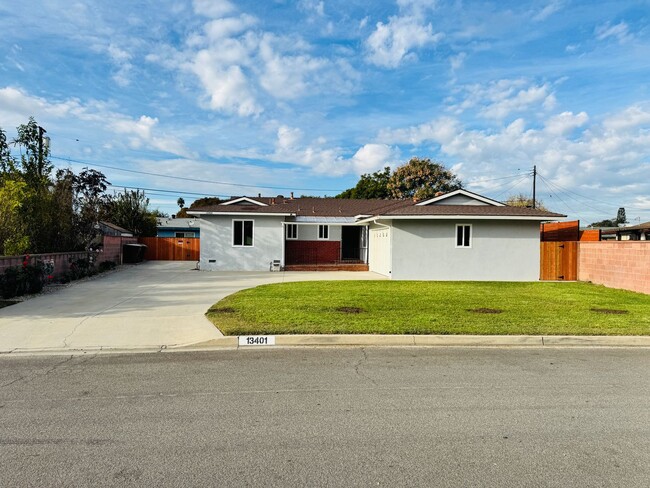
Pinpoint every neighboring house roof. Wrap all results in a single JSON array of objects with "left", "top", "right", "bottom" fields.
[
  {"left": 187, "top": 193, "right": 565, "bottom": 221},
  {"left": 601, "top": 221, "right": 650, "bottom": 235},
  {"left": 156, "top": 217, "right": 200, "bottom": 230},
  {"left": 98, "top": 221, "right": 133, "bottom": 237}
]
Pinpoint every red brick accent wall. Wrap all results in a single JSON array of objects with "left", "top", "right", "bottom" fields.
[
  {"left": 285, "top": 240, "right": 340, "bottom": 265},
  {"left": 0, "top": 252, "right": 88, "bottom": 279},
  {"left": 578, "top": 241, "right": 650, "bottom": 294},
  {"left": 101, "top": 236, "right": 137, "bottom": 264}
]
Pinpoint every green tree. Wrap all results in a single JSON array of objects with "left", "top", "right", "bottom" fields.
[
  {"left": 0, "top": 178, "right": 31, "bottom": 255},
  {"left": 336, "top": 167, "right": 391, "bottom": 199},
  {"left": 176, "top": 196, "right": 222, "bottom": 217},
  {"left": 108, "top": 189, "right": 158, "bottom": 236},
  {"left": 505, "top": 193, "right": 548, "bottom": 211},
  {"left": 177, "top": 197, "right": 185, "bottom": 209},
  {"left": 387, "top": 157, "right": 462, "bottom": 200},
  {"left": 616, "top": 207, "right": 627, "bottom": 224}
]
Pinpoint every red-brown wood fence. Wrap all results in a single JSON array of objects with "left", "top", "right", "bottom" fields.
[{"left": 138, "top": 237, "right": 200, "bottom": 261}]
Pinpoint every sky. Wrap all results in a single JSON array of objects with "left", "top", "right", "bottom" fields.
[{"left": 1, "top": 0, "right": 649, "bottom": 224}]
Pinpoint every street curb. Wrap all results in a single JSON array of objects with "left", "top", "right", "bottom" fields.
[
  {"left": 1, "top": 334, "right": 648, "bottom": 357},
  {"left": 186, "top": 334, "right": 650, "bottom": 349}
]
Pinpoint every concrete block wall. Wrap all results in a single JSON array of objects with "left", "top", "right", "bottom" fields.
[
  {"left": 578, "top": 242, "right": 650, "bottom": 294},
  {"left": 0, "top": 251, "right": 89, "bottom": 280}
]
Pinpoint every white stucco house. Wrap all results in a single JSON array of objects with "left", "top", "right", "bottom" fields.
[{"left": 187, "top": 189, "right": 565, "bottom": 281}]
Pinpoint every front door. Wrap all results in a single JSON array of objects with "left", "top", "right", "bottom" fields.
[{"left": 341, "top": 226, "right": 362, "bottom": 261}]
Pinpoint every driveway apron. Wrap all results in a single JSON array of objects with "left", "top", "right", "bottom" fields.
[{"left": 0, "top": 261, "right": 383, "bottom": 352}]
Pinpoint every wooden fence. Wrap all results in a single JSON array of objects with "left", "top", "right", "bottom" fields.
[
  {"left": 541, "top": 221, "right": 600, "bottom": 242},
  {"left": 540, "top": 241, "right": 578, "bottom": 281},
  {"left": 138, "top": 237, "right": 200, "bottom": 261}
]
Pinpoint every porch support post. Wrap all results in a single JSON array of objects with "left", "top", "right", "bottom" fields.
[{"left": 281, "top": 222, "right": 286, "bottom": 268}]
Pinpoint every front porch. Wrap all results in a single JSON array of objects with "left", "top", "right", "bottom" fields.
[{"left": 283, "top": 263, "right": 370, "bottom": 271}]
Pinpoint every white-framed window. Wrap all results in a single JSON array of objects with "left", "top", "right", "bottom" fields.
[
  {"left": 286, "top": 223, "right": 298, "bottom": 240},
  {"left": 318, "top": 224, "right": 329, "bottom": 240},
  {"left": 455, "top": 224, "right": 472, "bottom": 248},
  {"left": 233, "top": 220, "right": 254, "bottom": 247}
]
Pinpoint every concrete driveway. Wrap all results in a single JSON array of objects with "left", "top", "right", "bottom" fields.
[{"left": 0, "top": 261, "right": 383, "bottom": 353}]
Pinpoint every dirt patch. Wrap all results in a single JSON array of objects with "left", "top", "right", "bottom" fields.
[
  {"left": 209, "top": 307, "right": 236, "bottom": 314},
  {"left": 336, "top": 306, "right": 364, "bottom": 314},
  {"left": 590, "top": 308, "right": 628, "bottom": 315},
  {"left": 467, "top": 308, "right": 503, "bottom": 314}
]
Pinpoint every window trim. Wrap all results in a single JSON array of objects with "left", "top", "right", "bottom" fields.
[
  {"left": 286, "top": 223, "right": 298, "bottom": 240},
  {"left": 318, "top": 224, "right": 329, "bottom": 240},
  {"left": 455, "top": 224, "right": 472, "bottom": 248},
  {"left": 232, "top": 219, "right": 254, "bottom": 247}
]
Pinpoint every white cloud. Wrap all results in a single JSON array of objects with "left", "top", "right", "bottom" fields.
[
  {"left": 0, "top": 87, "right": 191, "bottom": 157},
  {"left": 545, "top": 111, "right": 589, "bottom": 135},
  {"left": 366, "top": 15, "right": 443, "bottom": 68},
  {"left": 448, "top": 79, "right": 556, "bottom": 120},
  {"left": 191, "top": 50, "right": 262, "bottom": 116},
  {"left": 595, "top": 21, "right": 632, "bottom": 44},
  {"left": 376, "top": 105, "right": 650, "bottom": 211},
  {"left": 204, "top": 15, "right": 258, "bottom": 40},
  {"left": 602, "top": 105, "right": 650, "bottom": 132},
  {"left": 193, "top": 0, "right": 235, "bottom": 18},
  {"left": 270, "top": 125, "right": 396, "bottom": 175},
  {"left": 532, "top": 0, "right": 564, "bottom": 22},
  {"left": 350, "top": 144, "right": 398, "bottom": 173}
]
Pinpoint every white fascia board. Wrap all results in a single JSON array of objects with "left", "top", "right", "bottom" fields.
[
  {"left": 284, "top": 222, "right": 366, "bottom": 226},
  {"left": 365, "top": 215, "right": 564, "bottom": 221},
  {"left": 220, "top": 197, "right": 268, "bottom": 206},
  {"left": 416, "top": 189, "right": 505, "bottom": 207},
  {"left": 187, "top": 211, "right": 293, "bottom": 217}
]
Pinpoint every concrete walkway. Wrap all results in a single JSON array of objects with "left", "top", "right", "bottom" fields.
[{"left": 0, "top": 261, "right": 384, "bottom": 353}]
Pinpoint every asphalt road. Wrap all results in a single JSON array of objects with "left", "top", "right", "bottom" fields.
[{"left": 1, "top": 347, "right": 648, "bottom": 487}]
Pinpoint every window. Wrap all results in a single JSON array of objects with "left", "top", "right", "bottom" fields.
[
  {"left": 286, "top": 224, "right": 298, "bottom": 240},
  {"left": 456, "top": 224, "right": 471, "bottom": 248},
  {"left": 233, "top": 220, "right": 254, "bottom": 246},
  {"left": 175, "top": 232, "right": 195, "bottom": 238},
  {"left": 318, "top": 224, "right": 329, "bottom": 240}
]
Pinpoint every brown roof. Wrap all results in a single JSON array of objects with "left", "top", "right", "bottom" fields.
[
  {"left": 381, "top": 205, "right": 565, "bottom": 218},
  {"left": 189, "top": 196, "right": 565, "bottom": 219},
  {"left": 601, "top": 221, "right": 650, "bottom": 235}
]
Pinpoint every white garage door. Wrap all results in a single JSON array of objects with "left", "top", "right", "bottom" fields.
[{"left": 369, "top": 227, "right": 391, "bottom": 277}]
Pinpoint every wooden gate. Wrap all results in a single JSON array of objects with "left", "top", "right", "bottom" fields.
[
  {"left": 540, "top": 241, "right": 578, "bottom": 280},
  {"left": 138, "top": 237, "right": 200, "bottom": 261}
]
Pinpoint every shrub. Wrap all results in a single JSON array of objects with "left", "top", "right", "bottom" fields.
[
  {"left": 1, "top": 260, "right": 44, "bottom": 298},
  {"left": 2, "top": 267, "right": 19, "bottom": 299},
  {"left": 98, "top": 261, "right": 117, "bottom": 272}
]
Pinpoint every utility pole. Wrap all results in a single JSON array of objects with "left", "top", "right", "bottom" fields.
[
  {"left": 532, "top": 165, "right": 537, "bottom": 209},
  {"left": 38, "top": 125, "right": 47, "bottom": 173}
]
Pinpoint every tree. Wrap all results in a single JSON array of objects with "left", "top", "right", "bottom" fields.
[
  {"left": 177, "top": 197, "right": 185, "bottom": 209},
  {"left": 107, "top": 189, "right": 157, "bottom": 236},
  {"left": 505, "top": 193, "right": 548, "bottom": 211},
  {"left": 12, "top": 117, "right": 52, "bottom": 185},
  {"left": 336, "top": 167, "right": 391, "bottom": 199},
  {"left": 387, "top": 158, "right": 462, "bottom": 200},
  {"left": 0, "top": 178, "right": 31, "bottom": 255},
  {"left": 590, "top": 207, "right": 628, "bottom": 228},
  {"left": 337, "top": 158, "right": 462, "bottom": 200},
  {"left": 176, "top": 196, "right": 222, "bottom": 218}
]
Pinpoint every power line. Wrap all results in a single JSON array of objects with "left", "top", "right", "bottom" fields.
[
  {"left": 51, "top": 155, "right": 345, "bottom": 193},
  {"left": 536, "top": 174, "right": 612, "bottom": 216}
]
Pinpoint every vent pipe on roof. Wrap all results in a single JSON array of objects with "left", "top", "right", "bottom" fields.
[
  {"left": 258, "top": 193, "right": 261, "bottom": 198},
  {"left": 290, "top": 192, "right": 294, "bottom": 199},
  {"left": 271, "top": 198, "right": 276, "bottom": 205}
]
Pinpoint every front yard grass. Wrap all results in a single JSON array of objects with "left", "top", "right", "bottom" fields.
[{"left": 206, "top": 281, "right": 650, "bottom": 336}]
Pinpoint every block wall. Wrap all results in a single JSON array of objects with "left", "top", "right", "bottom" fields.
[{"left": 578, "top": 242, "right": 650, "bottom": 294}]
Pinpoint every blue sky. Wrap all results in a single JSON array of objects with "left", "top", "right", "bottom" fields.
[{"left": 1, "top": 0, "right": 649, "bottom": 224}]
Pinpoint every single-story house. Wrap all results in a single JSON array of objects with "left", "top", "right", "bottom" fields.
[
  {"left": 601, "top": 221, "right": 650, "bottom": 241},
  {"left": 156, "top": 217, "right": 200, "bottom": 238},
  {"left": 187, "top": 189, "right": 565, "bottom": 280}
]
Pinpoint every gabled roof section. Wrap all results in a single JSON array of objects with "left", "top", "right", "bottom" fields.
[
  {"left": 416, "top": 189, "right": 505, "bottom": 207},
  {"left": 220, "top": 196, "right": 268, "bottom": 206}
]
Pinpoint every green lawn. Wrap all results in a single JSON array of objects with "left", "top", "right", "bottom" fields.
[{"left": 206, "top": 281, "right": 650, "bottom": 336}]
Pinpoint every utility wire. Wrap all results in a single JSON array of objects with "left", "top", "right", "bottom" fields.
[
  {"left": 51, "top": 155, "right": 344, "bottom": 193},
  {"left": 537, "top": 174, "right": 612, "bottom": 216}
]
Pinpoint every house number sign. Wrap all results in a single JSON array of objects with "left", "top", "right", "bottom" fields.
[{"left": 238, "top": 335, "right": 276, "bottom": 346}]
